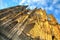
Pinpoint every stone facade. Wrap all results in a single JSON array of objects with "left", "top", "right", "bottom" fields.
[{"left": 0, "top": 5, "right": 60, "bottom": 40}]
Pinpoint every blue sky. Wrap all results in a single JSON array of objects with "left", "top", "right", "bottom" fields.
[{"left": 0, "top": 0, "right": 60, "bottom": 24}]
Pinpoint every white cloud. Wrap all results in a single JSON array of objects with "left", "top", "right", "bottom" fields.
[
  {"left": 19, "top": 0, "right": 48, "bottom": 9},
  {"left": 49, "top": 6, "right": 53, "bottom": 10},
  {"left": 45, "top": 5, "right": 53, "bottom": 11},
  {"left": 56, "top": 4, "right": 60, "bottom": 9},
  {"left": 19, "top": 0, "right": 26, "bottom": 5},
  {"left": 19, "top": 0, "right": 60, "bottom": 13},
  {"left": 53, "top": 0, "right": 58, "bottom": 4},
  {"left": 29, "top": 5, "right": 36, "bottom": 9}
]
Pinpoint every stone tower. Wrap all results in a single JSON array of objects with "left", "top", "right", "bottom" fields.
[{"left": 0, "top": 5, "right": 60, "bottom": 40}]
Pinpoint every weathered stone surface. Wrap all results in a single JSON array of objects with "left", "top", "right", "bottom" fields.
[{"left": 0, "top": 5, "right": 60, "bottom": 40}]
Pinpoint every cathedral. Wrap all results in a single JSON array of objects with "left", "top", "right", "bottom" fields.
[{"left": 0, "top": 5, "right": 60, "bottom": 40}]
